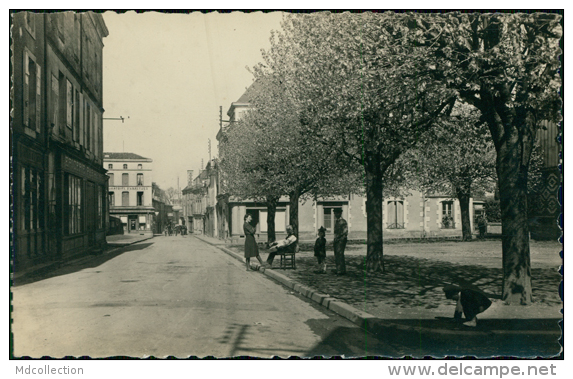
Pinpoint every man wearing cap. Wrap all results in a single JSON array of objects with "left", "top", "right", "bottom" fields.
[{"left": 333, "top": 208, "right": 348, "bottom": 275}]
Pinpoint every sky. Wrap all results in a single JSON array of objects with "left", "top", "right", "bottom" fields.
[{"left": 102, "top": 11, "right": 284, "bottom": 190}]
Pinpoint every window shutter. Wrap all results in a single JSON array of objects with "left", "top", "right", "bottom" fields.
[
  {"left": 66, "top": 80, "right": 73, "bottom": 128},
  {"left": 51, "top": 74, "right": 59, "bottom": 134},
  {"left": 79, "top": 92, "right": 84, "bottom": 146},
  {"left": 35, "top": 64, "right": 41, "bottom": 132},
  {"left": 23, "top": 51, "right": 29, "bottom": 127},
  {"left": 94, "top": 113, "right": 99, "bottom": 158},
  {"left": 74, "top": 89, "right": 80, "bottom": 142},
  {"left": 397, "top": 201, "right": 404, "bottom": 225},
  {"left": 387, "top": 201, "right": 396, "bottom": 225},
  {"left": 93, "top": 111, "right": 96, "bottom": 154}
]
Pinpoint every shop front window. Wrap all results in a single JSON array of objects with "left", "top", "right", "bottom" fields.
[{"left": 66, "top": 174, "right": 83, "bottom": 235}]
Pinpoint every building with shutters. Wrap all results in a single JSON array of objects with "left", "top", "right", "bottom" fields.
[
  {"left": 215, "top": 81, "right": 491, "bottom": 242},
  {"left": 12, "top": 12, "right": 109, "bottom": 272},
  {"left": 103, "top": 152, "right": 155, "bottom": 233}
]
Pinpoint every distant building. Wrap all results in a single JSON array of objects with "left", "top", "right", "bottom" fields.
[
  {"left": 182, "top": 167, "right": 211, "bottom": 234},
  {"left": 152, "top": 182, "right": 169, "bottom": 234},
  {"left": 103, "top": 152, "right": 155, "bottom": 233},
  {"left": 12, "top": 12, "right": 109, "bottom": 271},
  {"left": 216, "top": 81, "right": 485, "bottom": 242},
  {"left": 181, "top": 170, "right": 195, "bottom": 231}
]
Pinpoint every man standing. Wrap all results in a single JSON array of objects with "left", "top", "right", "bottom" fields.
[
  {"left": 333, "top": 208, "right": 348, "bottom": 275},
  {"left": 477, "top": 215, "right": 487, "bottom": 240}
]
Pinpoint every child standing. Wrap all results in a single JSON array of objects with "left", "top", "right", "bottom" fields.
[{"left": 314, "top": 226, "right": 327, "bottom": 274}]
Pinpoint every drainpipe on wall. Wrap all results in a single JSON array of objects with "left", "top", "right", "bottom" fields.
[{"left": 422, "top": 192, "right": 427, "bottom": 238}]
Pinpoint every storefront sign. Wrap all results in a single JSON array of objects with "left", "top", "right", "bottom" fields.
[
  {"left": 110, "top": 186, "right": 151, "bottom": 191},
  {"left": 62, "top": 155, "right": 103, "bottom": 183}
]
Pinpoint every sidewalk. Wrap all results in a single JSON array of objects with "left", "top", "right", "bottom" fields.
[
  {"left": 12, "top": 233, "right": 156, "bottom": 284},
  {"left": 106, "top": 231, "right": 154, "bottom": 248},
  {"left": 194, "top": 234, "right": 563, "bottom": 357}
]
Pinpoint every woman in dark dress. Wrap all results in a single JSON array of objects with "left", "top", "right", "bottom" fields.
[{"left": 244, "top": 214, "right": 263, "bottom": 271}]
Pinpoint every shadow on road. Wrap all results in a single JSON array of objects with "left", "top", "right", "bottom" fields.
[
  {"left": 12, "top": 242, "right": 155, "bottom": 287},
  {"left": 303, "top": 317, "right": 562, "bottom": 358},
  {"left": 280, "top": 255, "right": 561, "bottom": 311}
]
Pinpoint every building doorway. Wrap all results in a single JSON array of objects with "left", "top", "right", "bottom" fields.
[{"left": 129, "top": 216, "right": 137, "bottom": 232}]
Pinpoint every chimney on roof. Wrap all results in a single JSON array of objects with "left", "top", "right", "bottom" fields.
[{"left": 187, "top": 170, "right": 193, "bottom": 186}]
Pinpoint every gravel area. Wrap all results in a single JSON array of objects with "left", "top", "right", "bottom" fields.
[{"left": 229, "top": 239, "right": 562, "bottom": 321}]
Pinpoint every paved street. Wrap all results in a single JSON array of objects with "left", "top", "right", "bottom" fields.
[{"left": 12, "top": 235, "right": 395, "bottom": 358}]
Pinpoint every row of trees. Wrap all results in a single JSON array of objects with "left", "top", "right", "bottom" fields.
[{"left": 220, "top": 12, "right": 561, "bottom": 305}]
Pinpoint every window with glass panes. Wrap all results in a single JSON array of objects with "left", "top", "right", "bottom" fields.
[
  {"left": 24, "top": 12, "right": 36, "bottom": 36},
  {"left": 137, "top": 173, "right": 143, "bottom": 186},
  {"left": 20, "top": 166, "right": 44, "bottom": 232},
  {"left": 97, "top": 185, "right": 103, "bottom": 229},
  {"left": 66, "top": 174, "right": 82, "bottom": 235},
  {"left": 23, "top": 50, "right": 41, "bottom": 133},
  {"left": 441, "top": 201, "right": 454, "bottom": 228},
  {"left": 323, "top": 207, "right": 342, "bottom": 233}
]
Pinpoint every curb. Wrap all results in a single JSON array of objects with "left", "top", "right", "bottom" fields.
[
  {"left": 106, "top": 234, "right": 155, "bottom": 249},
  {"left": 194, "top": 235, "right": 562, "bottom": 346},
  {"left": 194, "top": 235, "right": 388, "bottom": 336}
]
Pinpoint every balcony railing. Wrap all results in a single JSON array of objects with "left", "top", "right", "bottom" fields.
[{"left": 387, "top": 222, "right": 405, "bottom": 229}]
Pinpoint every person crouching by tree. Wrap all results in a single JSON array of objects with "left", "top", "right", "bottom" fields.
[
  {"left": 314, "top": 226, "right": 327, "bottom": 274},
  {"left": 244, "top": 214, "right": 264, "bottom": 271},
  {"left": 333, "top": 208, "right": 348, "bottom": 275},
  {"left": 443, "top": 285, "right": 492, "bottom": 327},
  {"left": 266, "top": 225, "right": 297, "bottom": 268}
]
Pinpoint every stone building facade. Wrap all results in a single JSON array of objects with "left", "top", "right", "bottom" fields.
[
  {"left": 12, "top": 12, "right": 109, "bottom": 271},
  {"left": 103, "top": 152, "right": 155, "bottom": 233}
]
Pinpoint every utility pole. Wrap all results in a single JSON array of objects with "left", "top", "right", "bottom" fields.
[
  {"left": 208, "top": 138, "right": 211, "bottom": 161},
  {"left": 103, "top": 116, "right": 129, "bottom": 123},
  {"left": 103, "top": 115, "right": 129, "bottom": 152}
]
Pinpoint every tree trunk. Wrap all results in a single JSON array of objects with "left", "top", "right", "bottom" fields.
[
  {"left": 496, "top": 136, "right": 533, "bottom": 304},
  {"left": 364, "top": 154, "right": 385, "bottom": 273},
  {"left": 266, "top": 195, "right": 279, "bottom": 245},
  {"left": 477, "top": 91, "right": 534, "bottom": 304},
  {"left": 455, "top": 186, "right": 473, "bottom": 241},
  {"left": 289, "top": 190, "right": 300, "bottom": 240}
]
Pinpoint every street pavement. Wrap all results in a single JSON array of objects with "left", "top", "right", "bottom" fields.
[
  {"left": 11, "top": 234, "right": 396, "bottom": 358},
  {"left": 203, "top": 235, "right": 562, "bottom": 358}
]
